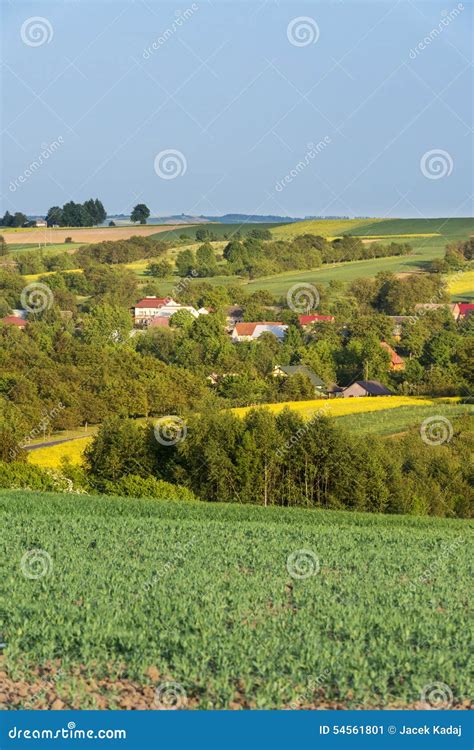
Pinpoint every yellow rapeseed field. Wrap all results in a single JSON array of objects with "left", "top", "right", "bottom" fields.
[
  {"left": 447, "top": 269, "right": 474, "bottom": 296},
  {"left": 232, "top": 396, "right": 435, "bottom": 420},
  {"left": 28, "top": 437, "right": 92, "bottom": 469}
]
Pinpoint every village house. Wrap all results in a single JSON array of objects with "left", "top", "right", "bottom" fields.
[
  {"left": 0, "top": 315, "right": 28, "bottom": 330},
  {"left": 458, "top": 302, "right": 474, "bottom": 319},
  {"left": 273, "top": 364, "right": 326, "bottom": 396},
  {"left": 231, "top": 322, "right": 288, "bottom": 342},
  {"left": 133, "top": 297, "right": 208, "bottom": 326},
  {"left": 298, "top": 314, "right": 335, "bottom": 327},
  {"left": 342, "top": 380, "right": 393, "bottom": 398},
  {"left": 414, "top": 302, "right": 460, "bottom": 320},
  {"left": 380, "top": 341, "right": 405, "bottom": 371}
]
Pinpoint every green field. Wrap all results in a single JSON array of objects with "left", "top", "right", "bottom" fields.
[
  {"left": 1, "top": 491, "right": 471, "bottom": 709},
  {"left": 336, "top": 403, "right": 473, "bottom": 436},
  {"left": 349, "top": 217, "right": 474, "bottom": 238},
  {"left": 151, "top": 223, "right": 284, "bottom": 242},
  {"left": 5, "top": 242, "right": 84, "bottom": 256}
]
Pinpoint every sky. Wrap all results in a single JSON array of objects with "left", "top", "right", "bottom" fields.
[{"left": 1, "top": 0, "right": 473, "bottom": 219}]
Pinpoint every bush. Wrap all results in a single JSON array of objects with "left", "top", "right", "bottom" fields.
[
  {"left": 103, "top": 474, "right": 198, "bottom": 502},
  {"left": 0, "top": 461, "right": 82, "bottom": 493}
]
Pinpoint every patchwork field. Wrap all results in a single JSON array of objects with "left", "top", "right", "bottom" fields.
[
  {"left": 151, "top": 222, "right": 284, "bottom": 242},
  {"left": 27, "top": 398, "right": 468, "bottom": 469},
  {"left": 0, "top": 491, "right": 471, "bottom": 709},
  {"left": 1, "top": 224, "right": 188, "bottom": 245}
]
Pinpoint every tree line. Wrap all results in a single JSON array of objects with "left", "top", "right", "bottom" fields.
[{"left": 78, "top": 410, "right": 472, "bottom": 518}]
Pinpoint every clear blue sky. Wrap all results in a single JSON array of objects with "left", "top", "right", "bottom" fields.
[{"left": 1, "top": 0, "right": 472, "bottom": 218}]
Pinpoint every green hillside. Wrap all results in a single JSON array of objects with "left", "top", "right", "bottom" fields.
[{"left": 1, "top": 491, "right": 471, "bottom": 709}]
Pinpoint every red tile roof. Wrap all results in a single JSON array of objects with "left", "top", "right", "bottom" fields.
[
  {"left": 380, "top": 341, "right": 404, "bottom": 366},
  {"left": 299, "top": 314, "right": 335, "bottom": 325},
  {"left": 149, "top": 316, "right": 170, "bottom": 328},
  {"left": 458, "top": 303, "right": 474, "bottom": 317},
  {"left": 134, "top": 297, "right": 169, "bottom": 309},
  {"left": 1, "top": 316, "right": 28, "bottom": 327},
  {"left": 234, "top": 322, "right": 284, "bottom": 336}
]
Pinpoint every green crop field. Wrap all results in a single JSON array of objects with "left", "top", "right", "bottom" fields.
[
  {"left": 1, "top": 491, "right": 471, "bottom": 710},
  {"left": 151, "top": 222, "right": 284, "bottom": 242},
  {"left": 335, "top": 403, "right": 473, "bottom": 436}
]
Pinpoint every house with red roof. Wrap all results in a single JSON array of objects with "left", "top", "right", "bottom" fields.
[
  {"left": 298, "top": 314, "right": 335, "bottom": 327},
  {"left": 133, "top": 297, "right": 209, "bottom": 327},
  {"left": 458, "top": 303, "right": 474, "bottom": 319},
  {"left": 232, "top": 322, "right": 288, "bottom": 342},
  {"left": 380, "top": 341, "right": 405, "bottom": 371},
  {"left": 0, "top": 316, "right": 28, "bottom": 330}
]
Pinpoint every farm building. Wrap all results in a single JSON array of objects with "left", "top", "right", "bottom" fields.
[
  {"left": 342, "top": 380, "right": 393, "bottom": 398},
  {"left": 232, "top": 322, "right": 288, "bottom": 342},
  {"left": 273, "top": 365, "right": 326, "bottom": 395}
]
